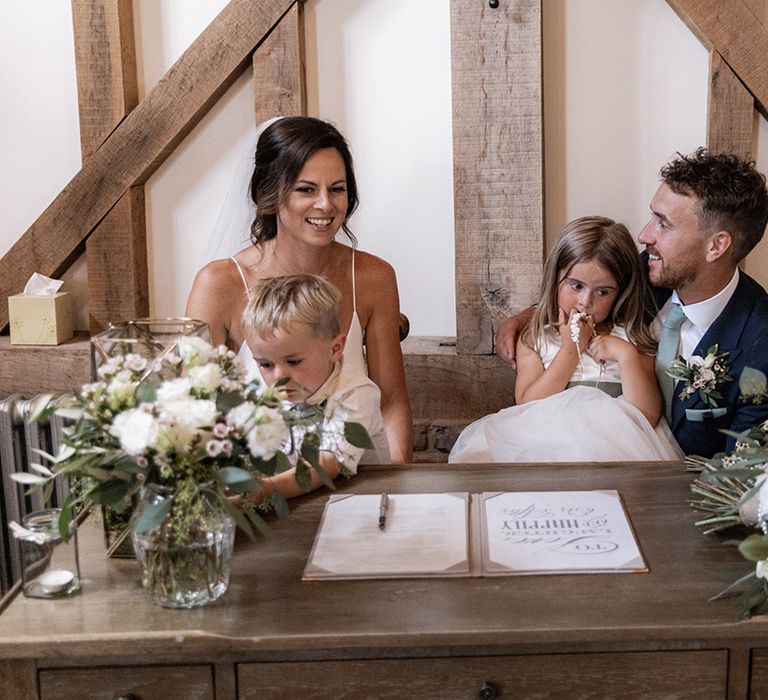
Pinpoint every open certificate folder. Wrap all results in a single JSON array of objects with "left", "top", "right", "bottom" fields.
[{"left": 303, "top": 490, "right": 647, "bottom": 580}]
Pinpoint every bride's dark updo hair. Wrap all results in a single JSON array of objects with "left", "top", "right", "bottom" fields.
[{"left": 249, "top": 117, "right": 359, "bottom": 246}]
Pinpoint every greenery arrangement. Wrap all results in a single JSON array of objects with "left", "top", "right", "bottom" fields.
[
  {"left": 687, "top": 367, "right": 768, "bottom": 617},
  {"left": 12, "top": 336, "right": 371, "bottom": 544}
]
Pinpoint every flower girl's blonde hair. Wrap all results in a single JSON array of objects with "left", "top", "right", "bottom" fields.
[{"left": 525, "top": 216, "right": 656, "bottom": 354}]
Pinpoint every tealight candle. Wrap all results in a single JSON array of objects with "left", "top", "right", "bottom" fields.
[
  {"left": 14, "top": 508, "right": 81, "bottom": 599},
  {"left": 38, "top": 569, "right": 75, "bottom": 594}
]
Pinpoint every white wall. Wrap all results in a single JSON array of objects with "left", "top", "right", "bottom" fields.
[{"left": 1, "top": 0, "right": 766, "bottom": 337}]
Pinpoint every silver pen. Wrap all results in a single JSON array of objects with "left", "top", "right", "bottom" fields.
[{"left": 378, "top": 493, "right": 389, "bottom": 530}]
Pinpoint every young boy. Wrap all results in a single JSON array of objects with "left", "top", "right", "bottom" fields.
[{"left": 241, "top": 274, "right": 390, "bottom": 499}]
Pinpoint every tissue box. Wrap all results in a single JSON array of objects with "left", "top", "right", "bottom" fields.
[{"left": 8, "top": 292, "right": 74, "bottom": 345}]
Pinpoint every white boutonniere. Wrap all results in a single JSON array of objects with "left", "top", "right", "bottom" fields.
[{"left": 666, "top": 343, "right": 732, "bottom": 407}]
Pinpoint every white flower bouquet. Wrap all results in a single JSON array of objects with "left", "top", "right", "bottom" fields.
[
  {"left": 13, "top": 336, "right": 370, "bottom": 542},
  {"left": 687, "top": 367, "right": 768, "bottom": 617}
]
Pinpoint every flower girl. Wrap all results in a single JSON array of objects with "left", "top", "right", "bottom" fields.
[{"left": 449, "top": 216, "right": 683, "bottom": 462}]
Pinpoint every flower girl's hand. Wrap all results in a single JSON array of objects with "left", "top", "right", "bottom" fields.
[
  {"left": 559, "top": 308, "right": 594, "bottom": 352},
  {"left": 587, "top": 334, "right": 633, "bottom": 365}
]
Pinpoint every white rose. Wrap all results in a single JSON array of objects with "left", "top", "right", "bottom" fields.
[
  {"left": 106, "top": 378, "right": 138, "bottom": 409},
  {"left": 757, "top": 560, "right": 768, "bottom": 580},
  {"left": 177, "top": 336, "right": 215, "bottom": 366},
  {"left": 699, "top": 368, "right": 716, "bottom": 385},
  {"left": 157, "top": 377, "right": 192, "bottom": 403},
  {"left": 155, "top": 399, "right": 216, "bottom": 454},
  {"left": 97, "top": 357, "right": 122, "bottom": 379},
  {"left": 110, "top": 409, "right": 158, "bottom": 455},
  {"left": 189, "top": 363, "right": 223, "bottom": 394},
  {"left": 246, "top": 407, "right": 289, "bottom": 460},
  {"left": 161, "top": 398, "right": 217, "bottom": 430},
  {"left": 688, "top": 355, "right": 705, "bottom": 368},
  {"left": 226, "top": 401, "right": 257, "bottom": 431},
  {"left": 124, "top": 353, "right": 149, "bottom": 373}
]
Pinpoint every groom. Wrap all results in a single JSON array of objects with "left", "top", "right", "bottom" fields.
[{"left": 496, "top": 148, "right": 768, "bottom": 458}]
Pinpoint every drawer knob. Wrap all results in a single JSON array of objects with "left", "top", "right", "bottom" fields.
[
  {"left": 117, "top": 695, "right": 141, "bottom": 700},
  {"left": 479, "top": 681, "right": 499, "bottom": 699}
]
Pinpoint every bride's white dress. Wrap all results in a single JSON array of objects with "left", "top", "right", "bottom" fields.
[{"left": 449, "top": 327, "right": 684, "bottom": 463}]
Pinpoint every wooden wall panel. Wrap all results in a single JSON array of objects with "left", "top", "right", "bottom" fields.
[
  {"left": 253, "top": 1, "right": 306, "bottom": 122},
  {"left": 0, "top": 0, "right": 296, "bottom": 331},
  {"left": 72, "top": 0, "right": 148, "bottom": 332},
  {"left": 707, "top": 51, "right": 754, "bottom": 156},
  {"left": 450, "top": 0, "right": 544, "bottom": 355}
]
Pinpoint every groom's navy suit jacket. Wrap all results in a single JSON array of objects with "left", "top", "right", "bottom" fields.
[{"left": 654, "top": 271, "right": 768, "bottom": 458}]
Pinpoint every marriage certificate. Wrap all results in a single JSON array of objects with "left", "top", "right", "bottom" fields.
[
  {"left": 304, "top": 493, "right": 470, "bottom": 579},
  {"left": 478, "top": 490, "right": 647, "bottom": 575},
  {"left": 303, "top": 490, "right": 646, "bottom": 580}
]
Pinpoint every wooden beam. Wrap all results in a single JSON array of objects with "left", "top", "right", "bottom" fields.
[
  {"left": 0, "top": 0, "right": 297, "bottom": 331},
  {"left": 450, "top": 0, "right": 544, "bottom": 355},
  {"left": 71, "top": 0, "right": 138, "bottom": 159},
  {"left": 253, "top": 1, "right": 306, "bottom": 121},
  {"left": 743, "top": 0, "right": 768, "bottom": 25},
  {"left": 707, "top": 50, "right": 754, "bottom": 156},
  {"left": 72, "top": 0, "right": 148, "bottom": 332},
  {"left": 86, "top": 189, "right": 148, "bottom": 329},
  {"left": 666, "top": 0, "right": 768, "bottom": 115}
]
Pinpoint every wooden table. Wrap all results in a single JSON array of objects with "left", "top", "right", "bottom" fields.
[{"left": 0, "top": 462, "right": 765, "bottom": 699}]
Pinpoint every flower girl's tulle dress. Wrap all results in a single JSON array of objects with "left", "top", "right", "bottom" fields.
[{"left": 449, "top": 327, "right": 684, "bottom": 463}]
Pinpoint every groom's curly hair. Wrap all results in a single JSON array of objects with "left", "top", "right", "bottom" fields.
[
  {"left": 249, "top": 117, "right": 359, "bottom": 246},
  {"left": 661, "top": 147, "right": 768, "bottom": 263}
]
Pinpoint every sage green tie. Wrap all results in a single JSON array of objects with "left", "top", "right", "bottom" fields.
[{"left": 655, "top": 303, "right": 687, "bottom": 422}]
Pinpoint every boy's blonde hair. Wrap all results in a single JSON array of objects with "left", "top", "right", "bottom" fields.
[{"left": 242, "top": 274, "right": 341, "bottom": 340}]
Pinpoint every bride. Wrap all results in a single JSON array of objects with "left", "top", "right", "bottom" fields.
[{"left": 185, "top": 117, "right": 413, "bottom": 463}]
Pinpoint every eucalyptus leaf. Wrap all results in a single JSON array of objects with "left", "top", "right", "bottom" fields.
[
  {"left": 738, "top": 534, "right": 768, "bottom": 561},
  {"left": 344, "top": 422, "right": 374, "bottom": 449},
  {"left": 133, "top": 496, "right": 173, "bottom": 535},
  {"left": 217, "top": 390, "right": 244, "bottom": 413},
  {"left": 217, "top": 467, "right": 258, "bottom": 493},
  {"left": 244, "top": 507, "right": 271, "bottom": 537},
  {"left": 312, "top": 460, "right": 336, "bottom": 490},
  {"left": 208, "top": 490, "right": 256, "bottom": 541},
  {"left": 271, "top": 491, "right": 290, "bottom": 519},
  {"left": 300, "top": 433, "right": 320, "bottom": 468},
  {"left": 87, "top": 479, "right": 132, "bottom": 506},
  {"left": 273, "top": 451, "right": 292, "bottom": 475},
  {"left": 135, "top": 382, "right": 157, "bottom": 404},
  {"left": 295, "top": 461, "right": 311, "bottom": 491},
  {"left": 57, "top": 496, "right": 74, "bottom": 542}
]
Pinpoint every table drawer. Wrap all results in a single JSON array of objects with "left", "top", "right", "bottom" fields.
[
  {"left": 751, "top": 648, "right": 768, "bottom": 697},
  {"left": 39, "top": 664, "right": 214, "bottom": 700},
  {"left": 239, "top": 650, "right": 726, "bottom": 699}
]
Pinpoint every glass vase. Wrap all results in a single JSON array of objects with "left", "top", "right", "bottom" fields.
[
  {"left": 130, "top": 484, "right": 235, "bottom": 609},
  {"left": 16, "top": 508, "right": 81, "bottom": 599},
  {"left": 90, "top": 318, "right": 210, "bottom": 556}
]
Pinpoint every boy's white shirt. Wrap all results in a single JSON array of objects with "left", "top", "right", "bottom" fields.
[{"left": 290, "top": 357, "right": 391, "bottom": 472}]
